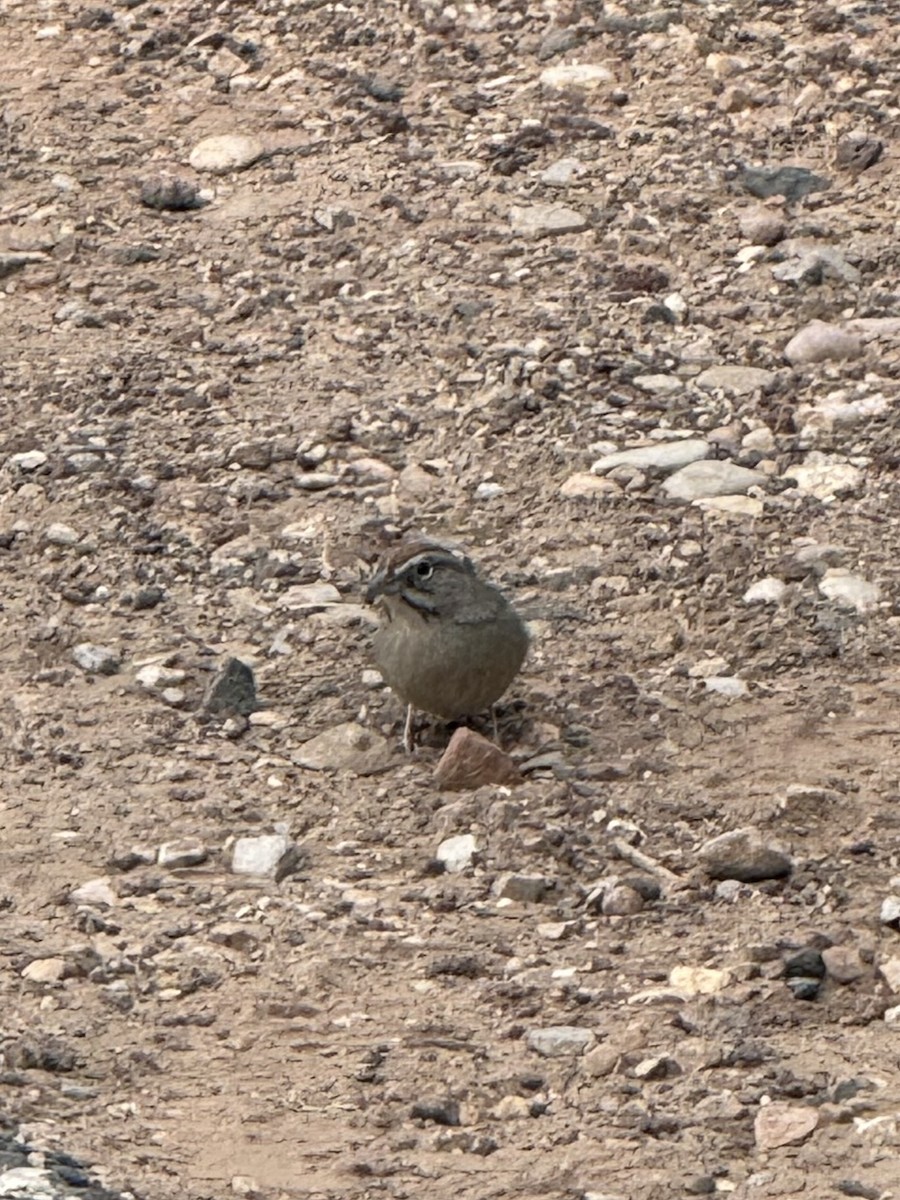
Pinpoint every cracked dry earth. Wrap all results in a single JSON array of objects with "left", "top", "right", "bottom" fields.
[{"left": 2, "top": 1, "right": 900, "bottom": 1199}]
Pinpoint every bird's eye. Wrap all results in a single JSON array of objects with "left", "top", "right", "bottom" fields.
[{"left": 414, "top": 560, "right": 433, "bottom": 580}]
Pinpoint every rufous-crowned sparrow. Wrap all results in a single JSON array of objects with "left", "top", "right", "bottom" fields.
[{"left": 366, "top": 538, "right": 529, "bottom": 748}]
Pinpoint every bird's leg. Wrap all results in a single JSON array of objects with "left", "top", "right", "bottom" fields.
[
  {"left": 491, "top": 704, "right": 500, "bottom": 746},
  {"left": 403, "top": 704, "right": 416, "bottom": 753}
]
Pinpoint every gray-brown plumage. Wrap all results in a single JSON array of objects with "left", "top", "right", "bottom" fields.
[{"left": 366, "top": 539, "right": 529, "bottom": 745}]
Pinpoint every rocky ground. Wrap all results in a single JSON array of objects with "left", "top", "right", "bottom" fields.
[{"left": 2, "top": 1, "right": 900, "bottom": 1198}]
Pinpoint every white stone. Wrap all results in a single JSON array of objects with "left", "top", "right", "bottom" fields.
[
  {"left": 744, "top": 577, "right": 787, "bottom": 604},
  {"left": 73, "top": 643, "right": 120, "bottom": 674},
  {"left": 704, "top": 676, "right": 748, "bottom": 697},
  {"left": 696, "top": 365, "right": 777, "bottom": 394},
  {"left": 694, "top": 495, "right": 764, "bottom": 517},
  {"left": 293, "top": 722, "right": 392, "bottom": 775},
  {"left": 818, "top": 569, "right": 879, "bottom": 613},
  {"left": 845, "top": 317, "right": 900, "bottom": 339},
  {"left": 438, "top": 160, "right": 483, "bottom": 180},
  {"left": 436, "top": 834, "right": 477, "bottom": 873},
  {"left": 669, "top": 966, "right": 730, "bottom": 994},
  {"left": 742, "top": 426, "right": 776, "bottom": 452},
  {"left": 159, "top": 839, "right": 209, "bottom": 869},
  {"left": 526, "top": 1025, "right": 594, "bottom": 1056},
  {"left": 662, "top": 459, "right": 766, "bottom": 501},
  {"left": 44, "top": 522, "right": 79, "bottom": 546},
  {"left": 783, "top": 453, "right": 862, "bottom": 502},
  {"left": 188, "top": 134, "right": 264, "bottom": 173},
  {"left": 539, "top": 64, "right": 613, "bottom": 90},
  {"left": 879, "top": 957, "right": 900, "bottom": 994},
  {"left": 9, "top": 450, "right": 48, "bottom": 471},
  {"left": 592, "top": 439, "right": 709, "bottom": 474},
  {"left": 784, "top": 321, "right": 863, "bottom": 365},
  {"left": 474, "top": 481, "right": 505, "bottom": 500},
  {"left": 509, "top": 204, "right": 589, "bottom": 237},
  {"left": 540, "top": 157, "right": 586, "bottom": 186},
  {"left": 69, "top": 878, "right": 116, "bottom": 906},
  {"left": 0, "top": 1168, "right": 54, "bottom": 1196},
  {"left": 135, "top": 664, "right": 187, "bottom": 689},
  {"left": 22, "top": 957, "right": 66, "bottom": 983},
  {"left": 559, "top": 473, "right": 620, "bottom": 499},
  {"left": 232, "top": 833, "right": 296, "bottom": 877},
  {"left": 632, "top": 374, "right": 683, "bottom": 394}
]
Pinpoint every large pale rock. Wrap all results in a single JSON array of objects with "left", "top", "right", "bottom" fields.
[
  {"left": 699, "top": 828, "right": 792, "bottom": 881},
  {"left": 592, "top": 439, "right": 709, "bottom": 474},
  {"left": 696, "top": 366, "right": 777, "bottom": 394},
  {"left": 669, "top": 966, "right": 730, "bottom": 995},
  {"left": 526, "top": 1026, "right": 594, "bottom": 1057},
  {"left": 818, "top": 568, "right": 879, "bottom": 613},
  {"left": 784, "top": 321, "right": 863, "bottom": 365},
  {"left": 189, "top": 134, "right": 264, "bottom": 173},
  {"left": 231, "top": 833, "right": 300, "bottom": 879},
  {"left": 785, "top": 452, "right": 862, "bottom": 501},
  {"left": 662, "top": 460, "right": 766, "bottom": 502},
  {"left": 509, "top": 204, "right": 589, "bottom": 237},
  {"left": 754, "top": 1103, "right": 818, "bottom": 1150},
  {"left": 436, "top": 834, "right": 477, "bottom": 873},
  {"left": 294, "top": 722, "right": 393, "bottom": 775}
]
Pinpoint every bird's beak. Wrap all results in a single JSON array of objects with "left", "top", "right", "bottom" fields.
[{"left": 365, "top": 568, "right": 391, "bottom": 605}]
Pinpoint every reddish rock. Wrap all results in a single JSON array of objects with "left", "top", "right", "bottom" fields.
[{"left": 434, "top": 728, "right": 521, "bottom": 791}]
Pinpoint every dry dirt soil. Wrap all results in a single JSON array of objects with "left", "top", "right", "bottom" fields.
[{"left": 2, "top": 1, "right": 900, "bottom": 1199}]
